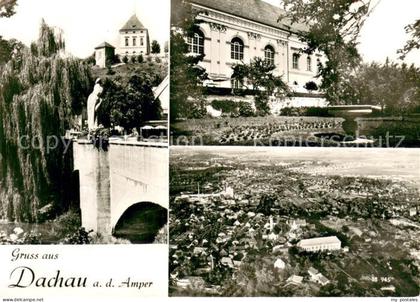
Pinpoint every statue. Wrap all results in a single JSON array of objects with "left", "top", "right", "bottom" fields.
[{"left": 87, "top": 78, "right": 104, "bottom": 131}]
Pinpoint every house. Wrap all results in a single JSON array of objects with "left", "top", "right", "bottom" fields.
[
  {"left": 308, "top": 267, "right": 319, "bottom": 279},
  {"left": 287, "top": 275, "right": 303, "bottom": 285},
  {"left": 94, "top": 42, "right": 115, "bottom": 68},
  {"left": 308, "top": 267, "right": 329, "bottom": 286},
  {"left": 116, "top": 14, "right": 150, "bottom": 57},
  {"left": 297, "top": 236, "right": 341, "bottom": 252},
  {"left": 289, "top": 219, "right": 307, "bottom": 230},
  {"left": 193, "top": 247, "right": 207, "bottom": 255},
  {"left": 317, "top": 274, "right": 330, "bottom": 286},
  {"left": 176, "top": 277, "right": 206, "bottom": 289},
  {"left": 274, "top": 258, "right": 286, "bottom": 270},
  {"left": 220, "top": 257, "right": 234, "bottom": 268},
  {"left": 184, "top": 0, "right": 326, "bottom": 107}
]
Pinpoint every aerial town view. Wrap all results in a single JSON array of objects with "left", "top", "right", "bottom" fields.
[{"left": 169, "top": 147, "right": 420, "bottom": 297}]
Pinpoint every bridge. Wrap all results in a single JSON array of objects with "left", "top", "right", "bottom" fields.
[{"left": 72, "top": 138, "right": 168, "bottom": 243}]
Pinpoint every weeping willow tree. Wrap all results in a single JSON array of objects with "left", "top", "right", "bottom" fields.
[{"left": 0, "top": 20, "right": 93, "bottom": 222}]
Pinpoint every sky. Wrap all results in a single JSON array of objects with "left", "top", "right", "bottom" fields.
[
  {"left": 0, "top": 0, "right": 418, "bottom": 65},
  {"left": 263, "top": 0, "right": 420, "bottom": 66},
  {"left": 0, "top": 0, "right": 170, "bottom": 58}
]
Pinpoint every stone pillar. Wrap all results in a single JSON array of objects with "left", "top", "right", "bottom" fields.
[{"left": 73, "top": 140, "right": 111, "bottom": 236}]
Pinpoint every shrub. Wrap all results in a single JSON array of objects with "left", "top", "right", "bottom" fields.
[
  {"left": 280, "top": 106, "right": 331, "bottom": 117},
  {"left": 122, "top": 56, "right": 128, "bottom": 64},
  {"left": 304, "top": 81, "right": 319, "bottom": 92},
  {"left": 211, "top": 99, "right": 237, "bottom": 114},
  {"left": 137, "top": 54, "right": 144, "bottom": 63},
  {"left": 238, "top": 101, "right": 254, "bottom": 117},
  {"left": 130, "top": 55, "right": 136, "bottom": 63}
]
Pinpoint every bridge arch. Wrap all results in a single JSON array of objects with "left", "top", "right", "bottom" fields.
[
  {"left": 73, "top": 139, "right": 168, "bottom": 239},
  {"left": 113, "top": 201, "right": 167, "bottom": 243}
]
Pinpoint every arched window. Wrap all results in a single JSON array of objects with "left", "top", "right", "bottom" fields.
[
  {"left": 264, "top": 45, "right": 275, "bottom": 66},
  {"left": 231, "top": 37, "right": 244, "bottom": 60},
  {"left": 292, "top": 53, "right": 300, "bottom": 69},
  {"left": 307, "top": 56, "right": 312, "bottom": 71},
  {"left": 187, "top": 30, "right": 204, "bottom": 55}
]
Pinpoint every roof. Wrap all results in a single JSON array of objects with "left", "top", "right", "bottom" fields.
[
  {"left": 317, "top": 274, "right": 330, "bottom": 284},
  {"left": 287, "top": 275, "right": 303, "bottom": 284},
  {"left": 297, "top": 236, "right": 341, "bottom": 247},
  {"left": 308, "top": 267, "right": 319, "bottom": 275},
  {"left": 94, "top": 42, "right": 115, "bottom": 49},
  {"left": 189, "top": 0, "right": 308, "bottom": 33},
  {"left": 120, "top": 14, "right": 146, "bottom": 31}
]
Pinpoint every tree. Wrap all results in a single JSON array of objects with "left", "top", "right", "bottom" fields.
[
  {"left": 170, "top": 0, "right": 207, "bottom": 122},
  {"left": 97, "top": 73, "right": 162, "bottom": 131},
  {"left": 130, "top": 55, "right": 136, "bottom": 63},
  {"left": 281, "top": 0, "right": 377, "bottom": 105},
  {"left": 122, "top": 55, "right": 128, "bottom": 64},
  {"left": 0, "top": 20, "right": 92, "bottom": 222},
  {"left": 151, "top": 40, "right": 161, "bottom": 54},
  {"left": 137, "top": 54, "right": 144, "bottom": 63},
  {"left": 231, "top": 57, "right": 289, "bottom": 116},
  {"left": 349, "top": 60, "right": 420, "bottom": 114},
  {"left": 304, "top": 81, "right": 318, "bottom": 92},
  {"left": 398, "top": 19, "right": 420, "bottom": 60},
  {"left": 0, "top": 36, "right": 23, "bottom": 65},
  {"left": 0, "top": 0, "right": 17, "bottom": 18}
]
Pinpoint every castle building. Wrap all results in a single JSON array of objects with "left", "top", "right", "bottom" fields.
[
  {"left": 116, "top": 14, "right": 150, "bottom": 57},
  {"left": 186, "top": 0, "right": 326, "bottom": 107}
]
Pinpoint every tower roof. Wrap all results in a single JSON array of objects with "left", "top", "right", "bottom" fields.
[
  {"left": 120, "top": 14, "right": 146, "bottom": 31},
  {"left": 94, "top": 42, "right": 115, "bottom": 49}
]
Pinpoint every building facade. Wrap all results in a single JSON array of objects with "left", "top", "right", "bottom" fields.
[
  {"left": 187, "top": 0, "right": 324, "bottom": 94},
  {"left": 297, "top": 236, "right": 341, "bottom": 252},
  {"left": 116, "top": 14, "right": 150, "bottom": 57},
  {"left": 94, "top": 42, "right": 115, "bottom": 68}
]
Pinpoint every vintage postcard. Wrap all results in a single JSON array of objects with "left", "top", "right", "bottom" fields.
[{"left": 0, "top": 0, "right": 169, "bottom": 299}]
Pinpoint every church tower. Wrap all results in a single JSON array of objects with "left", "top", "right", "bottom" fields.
[{"left": 116, "top": 14, "right": 150, "bottom": 57}]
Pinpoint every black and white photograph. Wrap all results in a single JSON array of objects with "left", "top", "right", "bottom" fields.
[
  {"left": 169, "top": 147, "right": 420, "bottom": 297},
  {"left": 0, "top": 0, "right": 169, "bottom": 245},
  {"left": 170, "top": 0, "right": 420, "bottom": 147}
]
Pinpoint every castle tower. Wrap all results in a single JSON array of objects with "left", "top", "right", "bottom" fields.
[{"left": 116, "top": 14, "right": 150, "bottom": 57}]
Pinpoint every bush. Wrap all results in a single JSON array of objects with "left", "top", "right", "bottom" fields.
[
  {"left": 106, "top": 65, "right": 115, "bottom": 75},
  {"left": 137, "top": 54, "right": 144, "bottom": 63},
  {"left": 62, "top": 227, "right": 92, "bottom": 244},
  {"left": 130, "top": 56, "right": 136, "bottom": 63},
  {"left": 238, "top": 101, "right": 254, "bottom": 117},
  {"left": 211, "top": 99, "right": 237, "bottom": 114},
  {"left": 304, "top": 81, "right": 319, "bottom": 92},
  {"left": 122, "top": 56, "right": 128, "bottom": 64},
  {"left": 280, "top": 106, "right": 331, "bottom": 117}
]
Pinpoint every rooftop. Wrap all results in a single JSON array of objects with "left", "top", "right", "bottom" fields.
[
  {"left": 120, "top": 14, "right": 146, "bottom": 31},
  {"left": 94, "top": 42, "right": 115, "bottom": 49},
  {"left": 298, "top": 236, "right": 341, "bottom": 247},
  {"left": 189, "top": 0, "right": 308, "bottom": 33}
]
